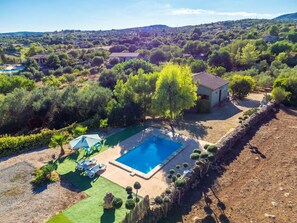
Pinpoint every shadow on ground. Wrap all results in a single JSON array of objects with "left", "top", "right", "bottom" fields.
[
  {"left": 100, "top": 208, "right": 116, "bottom": 223},
  {"left": 157, "top": 108, "right": 278, "bottom": 223}
]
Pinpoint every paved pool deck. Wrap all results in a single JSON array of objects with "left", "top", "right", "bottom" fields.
[{"left": 93, "top": 127, "right": 209, "bottom": 198}]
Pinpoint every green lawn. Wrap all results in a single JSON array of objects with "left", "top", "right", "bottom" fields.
[{"left": 47, "top": 125, "right": 146, "bottom": 223}]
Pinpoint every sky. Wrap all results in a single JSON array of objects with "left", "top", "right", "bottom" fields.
[{"left": 0, "top": 0, "right": 296, "bottom": 33}]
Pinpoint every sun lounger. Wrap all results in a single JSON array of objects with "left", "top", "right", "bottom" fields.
[
  {"left": 76, "top": 158, "right": 97, "bottom": 171},
  {"left": 85, "top": 163, "right": 107, "bottom": 178}
]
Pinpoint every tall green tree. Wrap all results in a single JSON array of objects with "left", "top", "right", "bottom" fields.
[
  {"left": 154, "top": 63, "right": 198, "bottom": 120},
  {"left": 239, "top": 43, "right": 260, "bottom": 66}
]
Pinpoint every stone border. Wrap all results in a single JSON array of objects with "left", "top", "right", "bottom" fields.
[{"left": 109, "top": 132, "right": 187, "bottom": 179}]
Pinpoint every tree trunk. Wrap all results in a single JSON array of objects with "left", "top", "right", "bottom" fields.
[{"left": 60, "top": 145, "right": 65, "bottom": 157}]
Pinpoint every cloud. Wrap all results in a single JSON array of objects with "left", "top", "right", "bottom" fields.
[{"left": 171, "top": 8, "right": 278, "bottom": 19}]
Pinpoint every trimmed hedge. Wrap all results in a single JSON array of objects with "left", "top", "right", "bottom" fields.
[{"left": 0, "top": 124, "right": 75, "bottom": 158}]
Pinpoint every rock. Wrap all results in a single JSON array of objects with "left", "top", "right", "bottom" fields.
[
  {"left": 103, "top": 192, "right": 115, "bottom": 209},
  {"left": 192, "top": 216, "right": 203, "bottom": 223},
  {"left": 271, "top": 201, "right": 277, "bottom": 207},
  {"left": 284, "top": 193, "right": 290, "bottom": 197},
  {"left": 255, "top": 157, "right": 259, "bottom": 161},
  {"left": 279, "top": 187, "right": 284, "bottom": 191},
  {"left": 265, "top": 213, "right": 276, "bottom": 219}
]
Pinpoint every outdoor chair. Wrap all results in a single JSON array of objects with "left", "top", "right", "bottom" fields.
[
  {"left": 76, "top": 158, "right": 97, "bottom": 171},
  {"left": 85, "top": 163, "right": 107, "bottom": 178}
]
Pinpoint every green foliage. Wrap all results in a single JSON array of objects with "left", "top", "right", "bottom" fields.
[
  {"left": 0, "top": 74, "right": 36, "bottom": 94},
  {"left": 32, "top": 162, "right": 58, "bottom": 187},
  {"left": 196, "top": 99, "right": 211, "bottom": 113},
  {"left": 92, "top": 56, "right": 104, "bottom": 67},
  {"left": 49, "top": 132, "right": 69, "bottom": 155},
  {"left": 193, "top": 149, "right": 201, "bottom": 153},
  {"left": 154, "top": 196, "right": 163, "bottom": 205},
  {"left": 99, "top": 119, "right": 108, "bottom": 129},
  {"left": 125, "top": 199, "right": 136, "bottom": 210},
  {"left": 269, "top": 25, "right": 279, "bottom": 36},
  {"left": 0, "top": 124, "right": 74, "bottom": 157},
  {"left": 46, "top": 53, "right": 61, "bottom": 69},
  {"left": 112, "top": 197, "right": 123, "bottom": 209},
  {"left": 133, "top": 181, "right": 141, "bottom": 190},
  {"left": 208, "top": 66, "right": 226, "bottom": 76},
  {"left": 176, "top": 164, "right": 181, "bottom": 169},
  {"left": 72, "top": 125, "right": 87, "bottom": 137},
  {"left": 200, "top": 151, "right": 209, "bottom": 159},
  {"left": 169, "top": 169, "right": 175, "bottom": 174},
  {"left": 273, "top": 76, "right": 297, "bottom": 106},
  {"left": 149, "top": 50, "right": 167, "bottom": 65},
  {"left": 229, "top": 75, "right": 256, "bottom": 99},
  {"left": 125, "top": 186, "right": 133, "bottom": 194},
  {"left": 175, "top": 178, "right": 186, "bottom": 189},
  {"left": 154, "top": 63, "right": 197, "bottom": 120},
  {"left": 190, "top": 153, "right": 200, "bottom": 160},
  {"left": 190, "top": 60, "right": 207, "bottom": 73},
  {"left": 165, "top": 188, "right": 171, "bottom": 194},
  {"left": 208, "top": 50, "right": 232, "bottom": 71},
  {"left": 243, "top": 108, "right": 258, "bottom": 116},
  {"left": 207, "top": 145, "right": 218, "bottom": 153},
  {"left": 270, "top": 41, "right": 292, "bottom": 55},
  {"left": 287, "top": 32, "right": 297, "bottom": 43},
  {"left": 113, "top": 59, "right": 155, "bottom": 75},
  {"left": 238, "top": 43, "right": 260, "bottom": 66},
  {"left": 272, "top": 87, "right": 290, "bottom": 103}
]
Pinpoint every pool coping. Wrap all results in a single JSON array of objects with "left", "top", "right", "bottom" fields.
[{"left": 109, "top": 133, "right": 187, "bottom": 179}]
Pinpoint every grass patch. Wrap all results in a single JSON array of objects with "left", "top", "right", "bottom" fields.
[{"left": 47, "top": 213, "right": 72, "bottom": 223}]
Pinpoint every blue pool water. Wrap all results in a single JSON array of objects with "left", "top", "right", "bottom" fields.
[{"left": 116, "top": 136, "right": 181, "bottom": 174}]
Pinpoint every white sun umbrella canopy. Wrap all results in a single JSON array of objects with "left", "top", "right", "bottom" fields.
[{"left": 69, "top": 134, "right": 102, "bottom": 150}]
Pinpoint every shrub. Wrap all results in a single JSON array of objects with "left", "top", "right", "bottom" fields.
[
  {"left": 167, "top": 174, "right": 172, "bottom": 179},
  {"left": 272, "top": 87, "right": 289, "bottom": 103},
  {"left": 171, "top": 175, "right": 177, "bottom": 182},
  {"left": 32, "top": 162, "right": 58, "bottom": 187},
  {"left": 207, "top": 154, "right": 216, "bottom": 162},
  {"left": 0, "top": 124, "right": 74, "bottom": 158},
  {"left": 125, "top": 186, "right": 133, "bottom": 194},
  {"left": 165, "top": 188, "right": 171, "bottom": 194},
  {"left": 164, "top": 197, "right": 170, "bottom": 203},
  {"left": 200, "top": 152, "right": 209, "bottom": 159},
  {"left": 193, "top": 149, "right": 201, "bottom": 154},
  {"left": 169, "top": 169, "right": 175, "bottom": 174},
  {"left": 182, "top": 162, "right": 189, "bottom": 168},
  {"left": 196, "top": 99, "right": 211, "bottom": 113},
  {"left": 190, "top": 153, "right": 200, "bottom": 160},
  {"left": 125, "top": 199, "right": 136, "bottom": 210},
  {"left": 243, "top": 108, "right": 258, "bottom": 116},
  {"left": 229, "top": 75, "right": 256, "bottom": 99},
  {"left": 154, "top": 196, "right": 163, "bottom": 205},
  {"left": 176, "top": 173, "right": 181, "bottom": 178},
  {"left": 175, "top": 178, "right": 186, "bottom": 189},
  {"left": 175, "top": 164, "right": 181, "bottom": 169},
  {"left": 112, "top": 197, "right": 123, "bottom": 209},
  {"left": 207, "top": 145, "right": 218, "bottom": 153}
]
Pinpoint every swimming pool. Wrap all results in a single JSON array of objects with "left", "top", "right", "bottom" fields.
[{"left": 116, "top": 136, "right": 182, "bottom": 174}]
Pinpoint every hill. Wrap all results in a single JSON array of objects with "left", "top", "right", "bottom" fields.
[{"left": 274, "top": 12, "right": 297, "bottom": 21}]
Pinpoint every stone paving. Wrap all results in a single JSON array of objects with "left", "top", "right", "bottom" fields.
[{"left": 93, "top": 127, "right": 209, "bottom": 198}]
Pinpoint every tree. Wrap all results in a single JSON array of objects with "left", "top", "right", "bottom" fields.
[
  {"left": 125, "top": 199, "right": 136, "bottom": 211},
  {"left": 272, "top": 87, "right": 289, "bottom": 103},
  {"left": 149, "top": 50, "right": 167, "bottom": 65},
  {"left": 92, "top": 56, "right": 104, "bottom": 67},
  {"left": 269, "top": 25, "right": 279, "bottom": 36},
  {"left": 192, "top": 27, "right": 202, "bottom": 37},
  {"left": 49, "top": 133, "right": 68, "bottom": 157},
  {"left": 154, "top": 64, "right": 197, "bottom": 120},
  {"left": 229, "top": 75, "right": 256, "bottom": 99},
  {"left": 270, "top": 41, "right": 292, "bottom": 55},
  {"left": 46, "top": 53, "right": 61, "bottom": 69},
  {"left": 190, "top": 60, "right": 207, "bottom": 73},
  {"left": 112, "top": 197, "right": 123, "bottom": 209},
  {"left": 208, "top": 50, "right": 232, "bottom": 71},
  {"left": 239, "top": 43, "right": 260, "bottom": 66},
  {"left": 133, "top": 182, "right": 141, "bottom": 202},
  {"left": 287, "top": 32, "right": 297, "bottom": 43}
]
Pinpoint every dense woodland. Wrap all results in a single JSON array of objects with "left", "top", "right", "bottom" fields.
[{"left": 1, "top": 19, "right": 297, "bottom": 135}]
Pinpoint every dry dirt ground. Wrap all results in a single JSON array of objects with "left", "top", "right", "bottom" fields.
[
  {"left": 162, "top": 108, "right": 297, "bottom": 223},
  {"left": 0, "top": 162, "right": 87, "bottom": 223}
]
